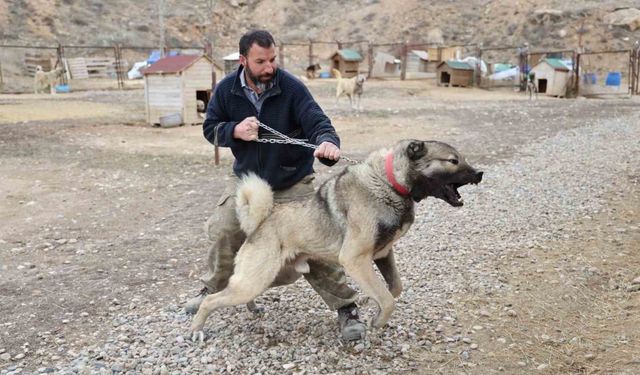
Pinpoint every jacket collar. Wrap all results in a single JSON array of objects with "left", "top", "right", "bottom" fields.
[{"left": 231, "top": 65, "right": 282, "bottom": 97}]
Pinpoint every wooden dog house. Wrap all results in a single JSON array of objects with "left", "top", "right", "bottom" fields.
[
  {"left": 436, "top": 60, "right": 474, "bottom": 87},
  {"left": 330, "top": 49, "right": 363, "bottom": 78},
  {"left": 529, "top": 58, "right": 571, "bottom": 97},
  {"left": 142, "top": 55, "right": 214, "bottom": 126}
]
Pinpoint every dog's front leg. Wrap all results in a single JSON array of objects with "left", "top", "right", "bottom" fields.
[
  {"left": 340, "top": 245, "right": 395, "bottom": 328},
  {"left": 374, "top": 249, "right": 402, "bottom": 298}
]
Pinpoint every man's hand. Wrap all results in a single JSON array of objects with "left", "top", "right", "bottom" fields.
[
  {"left": 233, "top": 116, "right": 260, "bottom": 141},
  {"left": 314, "top": 141, "right": 340, "bottom": 161}
]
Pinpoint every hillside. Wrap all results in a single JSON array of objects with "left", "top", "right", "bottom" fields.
[{"left": 2, "top": 0, "right": 639, "bottom": 53}]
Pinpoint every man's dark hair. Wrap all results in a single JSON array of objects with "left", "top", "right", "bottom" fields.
[{"left": 239, "top": 30, "right": 275, "bottom": 56}]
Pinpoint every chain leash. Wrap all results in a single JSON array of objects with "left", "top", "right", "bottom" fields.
[{"left": 254, "top": 122, "right": 360, "bottom": 164}]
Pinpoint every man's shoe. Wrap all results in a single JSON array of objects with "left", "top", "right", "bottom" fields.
[
  {"left": 337, "top": 303, "right": 367, "bottom": 341},
  {"left": 184, "top": 287, "right": 210, "bottom": 315}
]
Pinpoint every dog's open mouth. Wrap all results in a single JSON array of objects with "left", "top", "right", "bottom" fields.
[{"left": 444, "top": 183, "right": 465, "bottom": 207}]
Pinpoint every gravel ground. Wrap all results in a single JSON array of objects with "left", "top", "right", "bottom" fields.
[{"left": 3, "top": 110, "right": 636, "bottom": 374}]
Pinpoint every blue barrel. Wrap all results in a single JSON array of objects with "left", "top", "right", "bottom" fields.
[{"left": 605, "top": 72, "right": 621, "bottom": 86}]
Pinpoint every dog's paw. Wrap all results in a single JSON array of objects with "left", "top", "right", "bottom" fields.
[{"left": 191, "top": 330, "right": 206, "bottom": 343}]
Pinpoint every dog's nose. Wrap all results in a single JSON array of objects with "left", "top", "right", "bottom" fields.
[{"left": 475, "top": 171, "right": 483, "bottom": 183}]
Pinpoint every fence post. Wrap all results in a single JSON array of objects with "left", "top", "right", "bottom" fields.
[
  {"left": 308, "top": 39, "right": 313, "bottom": 67},
  {"left": 367, "top": 42, "right": 373, "bottom": 78},
  {"left": 0, "top": 47, "right": 4, "bottom": 89},
  {"left": 475, "top": 44, "right": 482, "bottom": 87},
  {"left": 574, "top": 50, "right": 580, "bottom": 96},
  {"left": 400, "top": 42, "right": 408, "bottom": 81},
  {"left": 57, "top": 43, "right": 68, "bottom": 85},
  {"left": 279, "top": 43, "right": 285, "bottom": 70}
]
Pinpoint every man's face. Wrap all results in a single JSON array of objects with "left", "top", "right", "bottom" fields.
[{"left": 240, "top": 43, "right": 277, "bottom": 85}]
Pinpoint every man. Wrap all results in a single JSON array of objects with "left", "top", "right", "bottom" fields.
[{"left": 186, "top": 30, "right": 366, "bottom": 341}]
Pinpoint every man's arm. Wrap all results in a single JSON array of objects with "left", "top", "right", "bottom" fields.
[
  {"left": 203, "top": 87, "right": 240, "bottom": 147},
  {"left": 292, "top": 81, "right": 341, "bottom": 165}
]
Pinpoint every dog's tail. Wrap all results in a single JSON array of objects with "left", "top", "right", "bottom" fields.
[
  {"left": 332, "top": 68, "right": 342, "bottom": 80},
  {"left": 236, "top": 173, "right": 274, "bottom": 235}
]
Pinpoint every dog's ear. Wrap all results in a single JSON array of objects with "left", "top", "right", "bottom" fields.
[{"left": 406, "top": 141, "right": 427, "bottom": 160}]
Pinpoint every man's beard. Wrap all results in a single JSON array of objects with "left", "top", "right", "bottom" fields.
[{"left": 245, "top": 65, "right": 274, "bottom": 90}]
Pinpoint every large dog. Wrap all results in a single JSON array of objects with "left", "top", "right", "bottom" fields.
[
  {"left": 191, "top": 140, "right": 483, "bottom": 341},
  {"left": 33, "top": 65, "right": 64, "bottom": 94},
  {"left": 332, "top": 68, "right": 366, "bottom": 111}
]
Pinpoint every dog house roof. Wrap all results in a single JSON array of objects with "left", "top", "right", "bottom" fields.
[
  {"left": 540, "top": 58, "right": 570, "bottom": 71},
  {"left": 333, "top": 49, "right": 363, "bottom": 62},
  {"left": 438, "top": 60, "right": 474, "bottom": 71},
  {"left": 142, "top": 55, "right": 210, "bottom": 74}
]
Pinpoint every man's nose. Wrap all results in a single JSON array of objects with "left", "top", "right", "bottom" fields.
[{"left": 265, "top": 62, "right": 275, "bottom": 74}]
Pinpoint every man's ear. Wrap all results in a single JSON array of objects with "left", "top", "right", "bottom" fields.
[
  {"left": 239, "top": 55, "right": 247, "bottom": 67},
  {"left": 406, "top": 140, "right": 427, "bottom": 160}
]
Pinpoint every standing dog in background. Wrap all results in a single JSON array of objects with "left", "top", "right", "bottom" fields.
[
  {"left": 332, "top": 68, "right": 366, "bottom": 111},
  {"left": 34, "top": 65, "right": 64, "bottom": 94}
]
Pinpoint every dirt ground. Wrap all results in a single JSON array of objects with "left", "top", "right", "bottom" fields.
[{"left": 0, "top": 79, "right": 638, "bottom": 374}]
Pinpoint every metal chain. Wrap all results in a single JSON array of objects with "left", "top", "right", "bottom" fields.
[{"left": 254, "top": 122, "right": 360, "bottom": 164}]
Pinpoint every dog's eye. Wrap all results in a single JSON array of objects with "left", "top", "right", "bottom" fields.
[{"left": 449, "top": 159, "right": 459, "bottom": 165}]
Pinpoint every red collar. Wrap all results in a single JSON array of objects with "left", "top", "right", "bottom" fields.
[{"left": 385, "top": 152, "right": 410, "bottom": 197}]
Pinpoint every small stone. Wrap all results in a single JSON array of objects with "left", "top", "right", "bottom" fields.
[
  {"left": 470, "top": 343, "right": 478, "bottom": 350},
  {"left": 585, "top": 353, "right": 595, "bottom": 360},
  {"left": 472, "top": 325, "right": 483, "bottom": 330},
  {"left": 627, "top": 284, "right": 640, "bottom": 292},
  {"left": 497, "top": 337, "right": 507, "bottom": 344},
  {"left": 537, "top": 364, "right": 548, "bottom": 370},
  {"left": 14, "top": 353, "right": 25, "bottom": 360},
  {"left": 283, "top": 363, "right": 296, "bottom": 370},
  {"left": 632, "top": 276, "right": 640, "bottom": 285},
  {"left": 1, "top": 353, "right": 10, "bottom": 361},
  {"left": 507, "top": 310, "right": 517, "bottom": 317},
  {"left": 517, "top": 361, "right": 527, "bottom": 367}
]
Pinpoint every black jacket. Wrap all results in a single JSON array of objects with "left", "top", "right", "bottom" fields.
[{"left": 203, "top": 66, "right": 340, "bottom": 190}]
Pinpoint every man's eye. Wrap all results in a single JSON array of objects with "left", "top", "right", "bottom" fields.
[{"left": 449, "top": 159, "right": 459, "bottom": 165}]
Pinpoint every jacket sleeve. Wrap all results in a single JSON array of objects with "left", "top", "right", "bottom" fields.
[
  {"left": 292, "top": 82, "right": 341, "bottom": 166},
  {"left": 203, "top": 85, "right": 239, "bottom": 147}
]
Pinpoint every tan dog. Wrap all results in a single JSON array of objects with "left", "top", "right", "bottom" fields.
[
  {"left": 332, "top": 68, "right": 366, "bottom": 111},
  {"left": 190, "top": 140, "right": 483, "bottom": 341},
  {"left": 34, "top": 66, "right": 63, "bottom": 94}
]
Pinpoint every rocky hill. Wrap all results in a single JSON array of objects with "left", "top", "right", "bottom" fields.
[{"left": 2, "top": 0, "right": 639, "bottom": 52}]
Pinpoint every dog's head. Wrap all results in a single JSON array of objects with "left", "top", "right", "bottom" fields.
[
  {"left": 355, "top": 74, "right": 366, "bottom": 86},
  {"left": 35, "top": 65, "right": 43, "bottom": 72},
  {"left": 392, "top": 140, "right": 483, "bottom": 206}
]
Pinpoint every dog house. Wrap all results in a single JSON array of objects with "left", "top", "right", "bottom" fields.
[
  {"left": 406, "top": 50, "right": 430, "bottom": 73},
  {"left": 223, "top": 52, "right": 240, "bottom": 75},
  {"left": 436, "top": 60, "right": 474, "bottom": 87},
  {"left": 529, "top": 58, "right": 571, "bottom": 97},
  {"left": 330, "top": 49, "right": 363, "bottom": 78},
  {"left": 142, "top": 54, "right": 215, "bottom": 126},
  {"left": 371, "top": 52, "right": 400, "bottom": 77}
]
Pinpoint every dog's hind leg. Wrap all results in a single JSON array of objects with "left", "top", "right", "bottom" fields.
[{"left": 190, "top": 241, "right": 283, "bottom": 342}]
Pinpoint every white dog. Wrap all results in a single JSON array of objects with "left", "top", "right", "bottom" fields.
[
  {"left": 332, "top": 68, "right": 366, "bottom": 111},
  {"left": 34, "top": 66, "right": 63, "bottom": 94}
]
